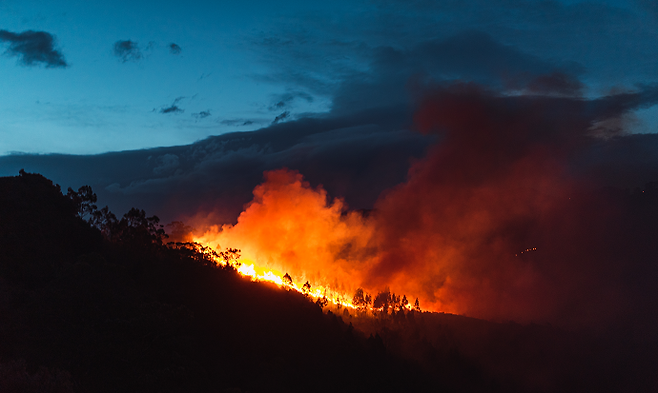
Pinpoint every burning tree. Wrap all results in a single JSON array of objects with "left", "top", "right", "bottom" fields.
[
  {"left": 302, "top": 281, "right": 311, "bottom": 295},
  {"left": 282, "top": 273, "right": 293, "bottom": 287},
  {"left": 373, "top": 288, "right": 391, "bottom": 314},
  {"left": 352, "top": 288, "right": 372, "bottom": 309},
  {"left": 316, "top": 296, "right": 328, "bottom": 309},
  {"left": 218, "top": 248, "right": 241, "bottom": 268},
  {"left": 391, "top": 293, "right": 400, "bottom": 311}
]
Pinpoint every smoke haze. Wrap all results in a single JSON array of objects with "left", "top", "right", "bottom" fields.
[{"left": 194, "top": 84, "right": 658, "bottom": 331}]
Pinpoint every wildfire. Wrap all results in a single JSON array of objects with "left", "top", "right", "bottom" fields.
[
  {"left": 185, "top": 167, "right": 440, "bottom": 318},
  {"left": 187, "top": 164, "right": 556, "bottom": 320},
  {"left": 233, "top": 258, "right": 357, "bottom": 309},
  {"left": 192, "top": 242, "right": 419, "bottom": 314},
  {"left": 177, "top": 87, "right": 633, "bottom": 327},
  {"left": 189, "top": 169, "right": 416, "bottom": 313}
]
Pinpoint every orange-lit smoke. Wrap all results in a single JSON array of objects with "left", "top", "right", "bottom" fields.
[
  {"left": 193, "top": 85, "right": 629, "bottom": 326},
  {"left": 194, "top": 169, "right": 377, "bottom": 302}
]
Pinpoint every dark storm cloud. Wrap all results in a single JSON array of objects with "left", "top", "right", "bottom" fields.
[
  {"left": 253, "top": 0, "right": 656, "bottom": 112},
  {"left": 375, "top": 0, "right": 642, "bottom": 45},
  {"left": 0, "top": 105, "right": 426, "bottom": 224},
  {"left": 3, "top": 84, "right": 658, "bottom": 226},
  {"left": 152, "top": 154, "right": 180, "bottom": 175},
  {"left": 412, "top": 31, "right": 583, "bottom": 84},
  {"left": 169, "top": 43, "right": 182, "bottom": 54},
  {"left": 330, "top": 32, "right": 584, "bottom": 115},
  {"left": 0, "top": 29, "right": 67, "bottom": 67},
  {"left": 113, "top": 40, "right": 142, "bottom": 62}
]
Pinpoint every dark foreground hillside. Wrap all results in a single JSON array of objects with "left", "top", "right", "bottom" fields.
[
  {"left": 0, "top": 171, "right": 436, "bottom": 393},
  {"left": 0, "top": 171, "right": 656, "bottom": 392}
]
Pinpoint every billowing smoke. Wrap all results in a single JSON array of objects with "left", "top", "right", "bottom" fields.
[
  {"left": 365, "top": 85, "right": 615, "bottom": 324},
  {"left": 194, "top": 169, "right": 375, "bottom": 297},
  {"left": 194, "top": 83, "right": 658, "bottom": 329}
]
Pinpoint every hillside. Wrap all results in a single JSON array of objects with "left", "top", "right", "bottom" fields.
[{"left": 0, "top": 171, "right": 656, "bottom": 392}]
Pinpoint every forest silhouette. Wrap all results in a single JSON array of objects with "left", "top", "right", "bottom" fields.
[{"left": 0, "top": 170, "right": 656, "bottom": 392}]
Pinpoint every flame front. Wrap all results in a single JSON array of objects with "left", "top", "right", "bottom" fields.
[
  {"left": 193, "top": 169, "right": 390, "bottom": 311},
  {"left": 231, "top": 259, "right": 358, "bottom": 309}
]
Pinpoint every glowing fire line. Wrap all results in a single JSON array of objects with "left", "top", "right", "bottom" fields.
[
  {"left": 194, "top": 242, "right": 416, "bottom": 313},
  {"left": 230, "top": 257, "right": 357, "bottom": 309}
]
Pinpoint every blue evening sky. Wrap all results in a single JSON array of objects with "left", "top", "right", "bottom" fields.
[{"left": 1, "top": 0, "right": 657, "bottom": 155}]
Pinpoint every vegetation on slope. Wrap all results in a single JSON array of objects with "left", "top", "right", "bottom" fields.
[{"left": 1, "top": 171, "right": 656, "bottom": 392}]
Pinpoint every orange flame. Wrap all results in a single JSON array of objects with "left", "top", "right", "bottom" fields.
[{"left": 193, "top": 169, "right": 398, "bottom": 311}]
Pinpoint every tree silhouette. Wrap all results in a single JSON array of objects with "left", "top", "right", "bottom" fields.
[
  {"left": 66, "top": 185, "right": 98, "bottom": 221},
  {"left": 414, "top": 298, "right": 421, "bottom": 312},
  {"left": 302, "top": 281, "right": 311, "bottom": 295},
  {"left": 218, "top": 247, "right": 241, "bottom": 268},
  {"left": 316, "top": 296, "right": 328, "bottom": 309},
  {"left": 391, "top": 293, "right": 400, "bottom": 311},
  {"left": 283, "top": 273, "right": 293, "bottom": 287},
  {"left": 353, "top": 288, "right": 365, "bottom": 306},
  {"left": 168, "top": 241, "right": 221, "bottom": 267},
  {"left": 86, "top": 205, "right": 118, "bottom": 238},
  {"left": 107, "top": 207, "right": 167, "bottom": 247},
  {"left": 352, "top": 288, "right": 371, "bottom": 309},
  {"left": 165, "top": 221, "right": 195, "bottom": 243},
  {"left": 373, "top": 288, "right": 391, "bottom": 313}
]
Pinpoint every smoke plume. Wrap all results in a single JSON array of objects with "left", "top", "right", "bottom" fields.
[{"left": 195, "top": 84, "right": 658, "bottom": 328}]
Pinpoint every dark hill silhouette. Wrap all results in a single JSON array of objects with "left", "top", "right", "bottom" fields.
[
  {"left": 0, "top": 171, "right": 656, "bottom": 392},
  {"left": 0, "top": 171, "right": 438, "bottom": 392},
  {"left": 0, "top": 170, "right": 102, "bottom": 284}
]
